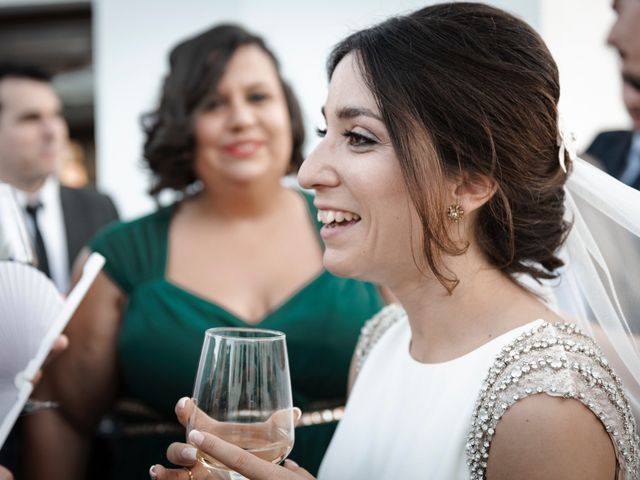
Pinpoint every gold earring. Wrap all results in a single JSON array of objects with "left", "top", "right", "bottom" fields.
[{"left": 447, "top": 203, "right": 464, "bottom": 222}]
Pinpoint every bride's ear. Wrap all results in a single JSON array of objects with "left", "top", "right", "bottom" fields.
[{"left": 449, "top": 172, "right": 497, "bottom": 215}]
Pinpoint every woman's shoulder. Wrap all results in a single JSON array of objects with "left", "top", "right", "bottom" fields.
[
  {"left": 90, "top": 204, "right": 174, "bottom": 250},
  {"left": 484, "top": 393, "right": 617, "bottom": 479},
  {"left": 466, "top": 321, "right": 639, "bottom": 479},
  {"left": 88, "top": 204, "right": 175, "bottom": 292}
]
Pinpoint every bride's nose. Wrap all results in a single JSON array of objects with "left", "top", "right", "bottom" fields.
[{"left": 298, "top": 140, "right": 340, "bottom": 190}]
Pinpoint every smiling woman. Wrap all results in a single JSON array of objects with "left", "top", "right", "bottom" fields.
[
  {"left": 192, "top": 44, "right": 293, "bottom": 187},
  {"left": 307, "top": 56, "right": 412, "bottom": 283},
  {"left": 24, "top": 24, "right": 384, "bottom": 480},
  {"left": 153, "top": 3, "right": 638, "bottom": 480}
]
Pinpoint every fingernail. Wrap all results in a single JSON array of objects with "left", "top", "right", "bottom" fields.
[
  {"left": 149, "top": 465, "right": 157, "bottom": 478},
  {"left": 189, "top": 429, "right": 204, "bottom": 446},
  {"left": 177, "top": 397, "right": 189, "bottom": 411},
  {"left": 182, "top": 447, "right": 197, "bottom": 461},
  {"left": 285, "top": 459, "right": 299, "bottom": 468}
]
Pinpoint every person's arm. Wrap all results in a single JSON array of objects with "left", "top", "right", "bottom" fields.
[
  {"left": 486, "top": 394, "right": 616, "bottom": 480},
  {"left": 23, "top": 249, "right": 125, "bottom": 480}
]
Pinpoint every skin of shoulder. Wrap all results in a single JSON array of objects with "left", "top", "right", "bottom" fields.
[{"left": 486, "top": 393, "right": 616, "bottom": 480}]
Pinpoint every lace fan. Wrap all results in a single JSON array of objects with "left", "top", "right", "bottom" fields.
[{"left": 0, "top": 252, "right": 105, "bottom": 448}]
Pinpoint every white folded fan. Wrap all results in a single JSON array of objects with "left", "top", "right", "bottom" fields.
[{"left": 0, "top": 252, "right": 105, "bottom": 448}]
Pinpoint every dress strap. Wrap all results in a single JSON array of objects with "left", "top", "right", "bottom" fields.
[{"left": 466, "top": 322, "right": 639, "bottom": 480}]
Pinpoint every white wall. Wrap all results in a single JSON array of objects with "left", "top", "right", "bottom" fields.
[
  {"left": 540, "top": 0, "right": 627, "bottom": 152},
  {"left": 94, "top": 0, "right": 627, "bottom": 219}
]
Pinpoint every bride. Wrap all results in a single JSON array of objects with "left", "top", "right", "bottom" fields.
[{"left": 152, "top": 3, "right": 639, "bottom": 479}]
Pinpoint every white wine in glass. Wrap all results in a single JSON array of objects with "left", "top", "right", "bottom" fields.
[{"left": 188, "top": 328, "right": 296, "bottom": 476}]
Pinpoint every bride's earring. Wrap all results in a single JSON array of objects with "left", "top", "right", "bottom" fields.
[{"left": 447, "top": 203, "right": 464, "bottom": 222}]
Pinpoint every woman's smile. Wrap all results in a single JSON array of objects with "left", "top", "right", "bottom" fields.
[
  {"left": 222, "top": 139, "right": 266, "bottom": 159},
  {"left": 316, "top": 207, "right": 362, "bottom": 239}
]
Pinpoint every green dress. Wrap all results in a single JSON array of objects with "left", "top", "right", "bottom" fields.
[{"left": 89, "top": 191, "right": 384, "bottom": 478}]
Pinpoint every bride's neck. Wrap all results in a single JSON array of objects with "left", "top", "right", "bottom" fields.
[{"left": 391, "top": 255, "right": 536, "bottom": 363}]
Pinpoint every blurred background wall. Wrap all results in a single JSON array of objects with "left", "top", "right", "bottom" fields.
[{"left": 0, "top": 0, "right": 625, "bottom": 219}]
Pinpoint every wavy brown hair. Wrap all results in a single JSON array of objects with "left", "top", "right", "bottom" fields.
[
  {"left": 142, "top": 24, "right": 305, "bottom": 195},
  {"left": 328, "top": 2, "right": 571, "bottom": 292}
]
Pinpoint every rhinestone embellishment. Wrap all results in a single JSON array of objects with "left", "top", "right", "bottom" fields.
[
  {"left": 465, "top": 322, "right": 639, "bottom": 479},
  {"left": 354, "top": 304, "right": 405, "bottom": 374}
]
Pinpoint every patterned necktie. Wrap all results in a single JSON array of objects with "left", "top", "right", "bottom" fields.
[{"left": 25, "top": 202, "right": 51, "bottom": 277}]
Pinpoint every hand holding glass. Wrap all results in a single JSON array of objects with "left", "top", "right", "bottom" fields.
[{"left": 187, "top": 328, "right": 296, "bottom": 476}]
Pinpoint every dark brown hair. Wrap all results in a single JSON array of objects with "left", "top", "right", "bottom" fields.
[
  {"left": 142, "top": 24, "right": 305, "bottom": 195},
  {"left": 329, "top": 2, "right": 571, "bottom": 291},
  {"left": 0, "top": 62, "right": 52, "bottom": 112}
]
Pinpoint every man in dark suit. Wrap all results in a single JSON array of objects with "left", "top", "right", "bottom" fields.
[
  {"left": 0, "top": 62, "right": 118, "bottom": 292},
  {"left": 0, "top": 62, "right": 118, "bottom": 474},
  {"left": 586, "top": 0, "right": 640, "bottom": 190}
]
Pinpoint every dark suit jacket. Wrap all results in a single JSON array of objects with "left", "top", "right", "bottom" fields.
[
  {"left": 60, "top": 185, "right": 119, "bottom": 269},
  {"left": 586, "top": 130, "right": 640, "bottom": 190}
]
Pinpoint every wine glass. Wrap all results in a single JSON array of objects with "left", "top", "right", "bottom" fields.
[
  {"left": 187, "top": 327, "right": 296, "bottom": 478},
  {"left": 0, "top": 183, "right": 35, "bottom": 265}
]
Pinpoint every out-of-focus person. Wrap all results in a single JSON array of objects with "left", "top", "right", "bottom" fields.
[
  {"left": 0, "top": 61, "right": 118, "bottom": 476},
  {"left": 583, "top": 0, "right": 640, "bottom": 334},
  {"left": 25, "top": 25, "right": 384, "bottom": 480},
  {"left": 0, "top": 62, "right": 118, "bottom": 292},
  {"left": 586, "top": 0, "right": 640, "bottom": 189},
  {"left": 0, "top": 334, "right": 68, "bottom": 480}
]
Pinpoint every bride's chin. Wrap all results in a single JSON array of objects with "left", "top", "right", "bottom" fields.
[{"left": 323, "top": 254, "right": 372, "bottom": 282}]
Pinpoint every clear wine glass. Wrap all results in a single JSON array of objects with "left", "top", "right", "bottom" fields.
[{"left": 187, "top": 327, "right": 296, "bottom": 478}]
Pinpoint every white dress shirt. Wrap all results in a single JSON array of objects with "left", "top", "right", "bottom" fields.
[{"left": 14, "top": 176, "right": 69, "bottom": 293}]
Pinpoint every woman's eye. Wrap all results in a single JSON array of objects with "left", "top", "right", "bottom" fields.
[
  {"left": 316, "top": 127, "right": 327, "bottom": 138},
  {"left": 248, "top": 93, "right": 268, "bottom": 103},
  {"left": 202, "top": 98, "right": 222, "bottom": 111},
  {"left": 342, "top": 130, "right": 376, "bottom": 147}
]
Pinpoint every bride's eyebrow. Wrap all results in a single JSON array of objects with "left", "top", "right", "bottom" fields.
[
  {"left": 337, "top": 106, "right": 382, "bottom": 121},
  {"left": 320, "top": 105, "right": 382, "bottom": 122}
]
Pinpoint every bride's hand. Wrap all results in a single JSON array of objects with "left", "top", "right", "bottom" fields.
[{"left": 150, "top": 398, "right": 315, "bottom": 480}]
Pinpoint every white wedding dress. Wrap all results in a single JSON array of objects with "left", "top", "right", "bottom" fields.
[{"left": 317, "top": 305, "right": 638, "bottom": 480}]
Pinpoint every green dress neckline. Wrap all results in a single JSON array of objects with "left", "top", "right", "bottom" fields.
[
  {"left": 157, "top": 190, "right": 330, "bottom": 326},
  {"left": 89, "top": 188, "right": 385, "bottom": 477}
]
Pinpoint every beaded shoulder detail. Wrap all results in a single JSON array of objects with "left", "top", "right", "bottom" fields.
[
  {"left": 353, "top": 304, "right": 406, "bottom": 375},
  {"left": 466, "top": 322, "right": 639, "bottom": 480}
]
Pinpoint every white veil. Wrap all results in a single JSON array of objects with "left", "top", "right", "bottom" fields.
[{"left": 541, "top": 128, "right": 640, "bottom": 423}]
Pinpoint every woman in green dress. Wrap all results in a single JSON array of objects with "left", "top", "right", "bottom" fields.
[{"left": 25, "top": 25, "right": 384, "bottom": 479}]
